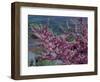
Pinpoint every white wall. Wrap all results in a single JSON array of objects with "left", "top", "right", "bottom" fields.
[{"left": 0, "top": 0, "right": 100, "bottom": 82}]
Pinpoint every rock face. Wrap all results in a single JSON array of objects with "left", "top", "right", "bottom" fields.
[{"left": 28, "top": 51, "right": 36, "bottom": 66}]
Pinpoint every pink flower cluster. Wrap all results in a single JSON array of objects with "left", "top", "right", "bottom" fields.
[{"left": 31, "top": 25, "right": 88, "bottom": 65}]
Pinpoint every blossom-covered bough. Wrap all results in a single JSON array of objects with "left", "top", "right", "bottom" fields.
[{"left": 30, "top": 21, "right": 88, "bottom": 65}]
